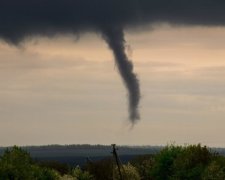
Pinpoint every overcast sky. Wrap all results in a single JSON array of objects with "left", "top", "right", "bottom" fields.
[{"left": 1, "top": 25, "right": 225, "bottom": 147}]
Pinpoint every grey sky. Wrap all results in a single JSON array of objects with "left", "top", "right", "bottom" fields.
[{"left": 1, "top": 26, "right": 225, "bottom": 147}]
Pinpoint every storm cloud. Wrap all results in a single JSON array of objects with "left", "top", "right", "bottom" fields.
[
  {"left": 1, "top": 0, "right": 225, "bottom": 123},
  {"left": 1, "top": 0, "right": 225, "bottom": 43}
]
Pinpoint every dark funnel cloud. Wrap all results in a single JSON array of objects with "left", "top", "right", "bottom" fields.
[
  {"left": 1, "top": 0, "right": 225, "bottom": 122},
  {"left": 101, "top": 26, "right": 140, "bottom": 123}
]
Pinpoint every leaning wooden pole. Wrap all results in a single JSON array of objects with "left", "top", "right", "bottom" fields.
[{"left": 112, "top": 144, "right": 123, "bottom": 180}]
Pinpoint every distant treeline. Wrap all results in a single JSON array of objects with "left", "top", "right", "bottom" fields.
[
  {"left": 0, "top": 145, "right": 162, "bottom": 166},
  {"left": 0, "top": 144, "right": 224, "bottom": 167},
  {"left": 0, "top": 144, "right": 163, "bottom": 155}
]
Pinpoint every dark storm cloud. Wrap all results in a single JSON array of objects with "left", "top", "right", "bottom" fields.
[
  {"left": 1, "top": 0, "right": 225, "bottom": 43},
  {"left": 1, "top": 0, "right": 225, "bottom": 123}
]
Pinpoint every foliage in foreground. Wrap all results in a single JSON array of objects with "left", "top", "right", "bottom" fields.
[
  {"left": 71, "top": 166, "right": 94, "bottom": 180},
  {"left": 0, "top": 144, "right": 225, "bottom": 180},
  {"left": 0, "top": 146, "right": 60, "bottom": 180},
  {"left": 131, "top": 144, "right": 225, "bottom": 180},
  {"left": 114, "top": 162, "right": 141, "bottom": 180}
]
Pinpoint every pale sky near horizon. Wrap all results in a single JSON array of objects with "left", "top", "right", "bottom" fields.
[{"left": 1, "top": 25, "right": 225, "bottom": 147}]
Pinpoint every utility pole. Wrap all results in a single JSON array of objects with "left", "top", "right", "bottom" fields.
[{"left": 112, "top": 144, "right": 123, "bottom": 180}]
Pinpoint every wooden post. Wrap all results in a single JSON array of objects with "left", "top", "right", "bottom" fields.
[{"left": 112, "top": 144, "right": 123, "bottom": 180}]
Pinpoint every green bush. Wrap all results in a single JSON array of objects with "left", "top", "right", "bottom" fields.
[
  {"left": 71, "top": 166, "right": 94, "bottom": 180},
  {"left": 131, "top": 154, "right": 155, "bottom": 180},
  {"left": 202, "top": 157, "right": 225, "bottom": 180},
  {"left": 172, "top": 144, "right": 212, "bottom": 180},
  {"left": 150, "top": 144, "right": 183, "bottom": 179},
  {"left": 84, "top": 158, "right": 113, "bottom": 180},
  {"left": 150, "top": 144, "right": 215, "bottom": 180},
  {"left": 37, "top": 161, "right": 70, "bottom": 175},
  {"left": 114, "top": 162, "right": 141, "bottom": 180},
  {"left": 0, "top": 146, "right": 60, "bottom": 180}
]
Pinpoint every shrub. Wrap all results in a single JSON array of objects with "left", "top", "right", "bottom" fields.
[
  {"left": 172, "top": 144, "right": 212, "bottom": 180},
  {"left": 131, "top": 154, "right": 155, "bottom": 180},
  {"left": 114, "top": 162, "right": 141, "bottom": 180},
  {"left": 0, "top": 146, "right": 60, "bottom": 180},
  {"left": 202, "top": 157, "right": 225, "bottom": 180},
  {"left": 84, "top": 158, "right": 113, "bottom": 180},
  {"left": 37, "top": 161, "right": 70, "bottom": 175},
  {"left": 150, "top": 144, "right": 182, "bottom": 179},
  {"left": 71, "top": 166, "right": 94, "bottom": 180},
  {"left": 150, "top": 144, "right": 214, "bottom": 180}
]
